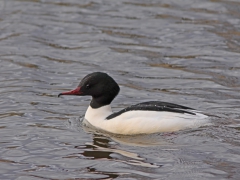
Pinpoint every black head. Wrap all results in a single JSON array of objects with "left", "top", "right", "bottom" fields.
[{"left": 58, "top": 72, "right": 120, "bottom": 108}]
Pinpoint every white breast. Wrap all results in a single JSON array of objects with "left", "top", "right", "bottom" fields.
[{"left": 84, "top": 105, "right": 210, "bottom": 135}]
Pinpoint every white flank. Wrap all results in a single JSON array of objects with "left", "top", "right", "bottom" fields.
[{"left": 84, "top": 105, "right": 210, "bottom": 135}]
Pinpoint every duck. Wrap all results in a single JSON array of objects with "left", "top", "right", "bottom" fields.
[{"left": 58, "top": 72, "right": 210, "bottom": 135}]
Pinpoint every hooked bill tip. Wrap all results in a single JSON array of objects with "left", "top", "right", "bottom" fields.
[{"left": 58, "top": 93, "right": 62, "bottom": 97}]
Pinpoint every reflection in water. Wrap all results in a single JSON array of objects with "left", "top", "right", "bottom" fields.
[
  {"left": 85, "top": 135, "right": 160, "bottom": 163},
  {"left": 71, "top": 134, "right": 162, "bottom": 178}
]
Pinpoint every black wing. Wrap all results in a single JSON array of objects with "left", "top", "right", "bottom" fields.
[{"left": 106, "top": 101, "right": 196, "bottom": 120}]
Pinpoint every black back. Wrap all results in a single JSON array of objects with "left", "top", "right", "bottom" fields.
[{"left": 106, "top": 101, "right": 196, "bottom": 120}]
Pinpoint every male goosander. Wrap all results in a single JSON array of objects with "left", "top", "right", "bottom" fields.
[{"left": 58, "top": 72, "right": 209, "bottom": 135}]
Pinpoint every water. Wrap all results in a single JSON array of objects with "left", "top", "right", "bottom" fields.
[{"left": 1, "top": 0, "right": 240, "bottom": 179}]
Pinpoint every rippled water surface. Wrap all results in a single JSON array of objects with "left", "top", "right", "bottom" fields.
[{"left": 1, "top": 0, "right": 240, "bottom": 179}]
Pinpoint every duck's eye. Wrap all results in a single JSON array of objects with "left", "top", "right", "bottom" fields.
[{"left": 85, "top": 84, "right": 90, "bottom": 89}]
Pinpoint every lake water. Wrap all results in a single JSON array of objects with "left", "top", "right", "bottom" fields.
[{"left": 1, "top": 0, "right": 240, "bottom": 179}]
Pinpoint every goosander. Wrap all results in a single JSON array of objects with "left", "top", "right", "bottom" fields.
[{"left": 58, "top": 72, "right": 209, "bottom": 135}]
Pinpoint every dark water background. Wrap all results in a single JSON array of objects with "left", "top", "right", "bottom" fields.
[{"left": 1, "top": 0, "right": 240, "bottom": 179}]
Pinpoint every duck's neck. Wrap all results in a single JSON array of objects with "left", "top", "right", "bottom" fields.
[
  {"left": 90, "top": 95, "right": 114, "bottom": 109},
  {"left": 85, "top": 104, "right": 113, "bottom": 122},
  {"left": 90, "top": 83, "right": 120, "bottom": 109}
]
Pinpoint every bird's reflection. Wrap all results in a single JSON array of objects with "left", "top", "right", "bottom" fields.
[
  {"left": 80, "top": 135, "right": 113, "bottom": 159},
  {"left": 92, "top": 134, "right": 113, "bottom": 148},
  {"left": 72, "top": 117, "right": 168, "bottom": 168}
]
